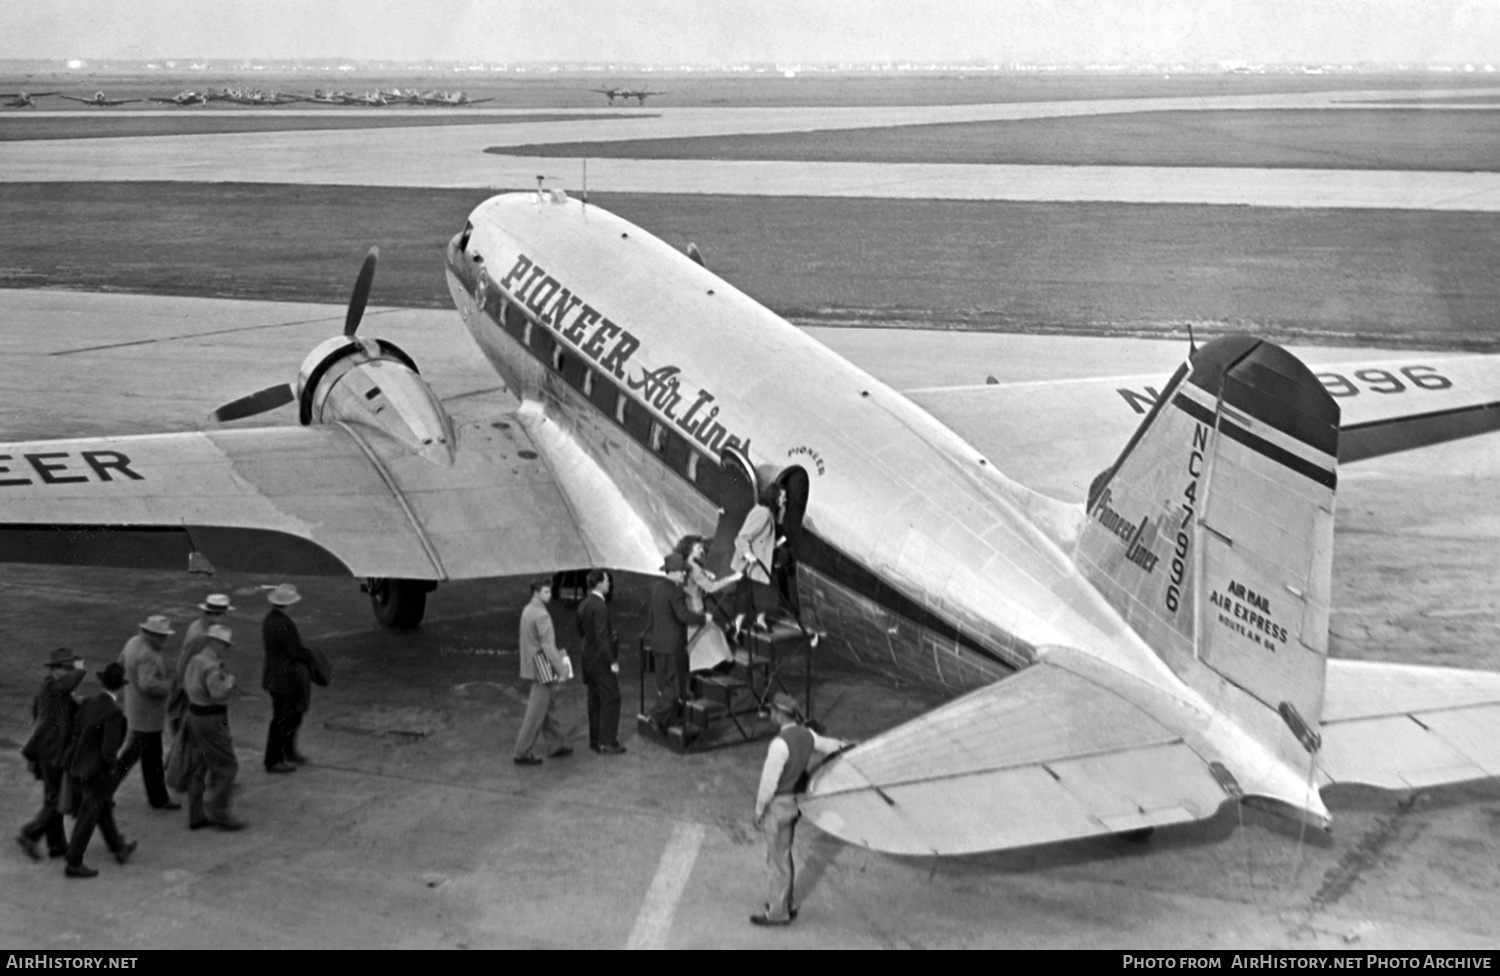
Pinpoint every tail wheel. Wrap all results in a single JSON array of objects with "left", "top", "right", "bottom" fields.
[{"left": 366, "top": 577, "right": 430, "bottom": 629}]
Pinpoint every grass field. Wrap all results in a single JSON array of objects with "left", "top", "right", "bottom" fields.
[
  {"left": 499, "top": 108, "right": 1500, "bottom": 171},
  {"left": 3, "top": 182, "right": 1498, "bottom": 350}
]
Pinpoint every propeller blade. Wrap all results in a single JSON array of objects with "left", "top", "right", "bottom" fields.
[
  {"left": 210, "top": 383, "right": 295, "bottom": 423},
  {"left": 686, "top": 242, "right": 706, "bottom": 268},
  {"left": 344, "top": 246, "right": 379, "bottom": 337}
]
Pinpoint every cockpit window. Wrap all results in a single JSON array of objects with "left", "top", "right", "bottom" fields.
[{"left": 458, "top": 222, "right": 473, "bottom": 252}]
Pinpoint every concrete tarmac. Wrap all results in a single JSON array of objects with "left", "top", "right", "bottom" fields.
[
  {"left": 1, "top": 291, "right": 1498, "bottom": 949},
  {"left": 5, "top": 89, "right": 1500, "bottom": 209}
]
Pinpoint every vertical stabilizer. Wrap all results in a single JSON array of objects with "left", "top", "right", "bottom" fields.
[{"left": 1075, "top": 336, "right": 1340, "bottom": 732}]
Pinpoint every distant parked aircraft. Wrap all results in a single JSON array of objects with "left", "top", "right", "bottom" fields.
[
  {"left": 60, "top": 91, "right": 142, "bottom": 107},
  {"left": 591, "top": 87, "right": 664, "bottom": 105},
  {"left": 147, "top": 91, "right": 209, "bottom": 107},
  {"left": 419, "top": 90, "right": 493, "bottom": 106},
  {"left": 0, "top": 91, "right": 58, "bottom": 108}
]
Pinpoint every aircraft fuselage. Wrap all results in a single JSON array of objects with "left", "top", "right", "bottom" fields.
[{"left": 443, "top": 191, "right": 1170, "bottom": 696}]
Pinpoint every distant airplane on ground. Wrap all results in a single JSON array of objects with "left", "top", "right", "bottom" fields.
[
  {"left": 8, "top": 190, "right": 1500, "bottom": 858},
  {"left": 0, "top": 91, "right": 58, "bottom": 108},
  {"left": 147, "top": 91, "right": 209, "bottom": 107},
  {"left": 590, "top": 86, "right": 664, "bottom": 105},
  {"left": 282, "top": 89, "right": 344, "bottom": 105},
  {"left": 419, "top": 90, "right": 493, "bottom": 106},
  {"left": 60, "top": 91, "right": 142, "bottom": 107},
  {"left": 211, "top": 88, "right": 296, "bottom": 106}
]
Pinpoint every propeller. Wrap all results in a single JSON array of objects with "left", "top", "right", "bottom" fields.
[
  {"left": 344, "top": 246, "right": 379, "bottom": 337},
  {"left": 209, "top": 246, "right": 379, "bottom": 423},
  {"left": 685, "top": 242, "right": 706, "bottom": 268},
  {"left": 210, "top": 383, "right": 295, "bottom": 423}
]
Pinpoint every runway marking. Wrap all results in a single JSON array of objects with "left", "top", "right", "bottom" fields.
[{"left": 625, "top": 821, "right": 706, "bottom": 950}]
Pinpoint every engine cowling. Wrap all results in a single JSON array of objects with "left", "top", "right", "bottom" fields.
[{"left": 295, "top": 335, "right": 456, "bottom": 466}]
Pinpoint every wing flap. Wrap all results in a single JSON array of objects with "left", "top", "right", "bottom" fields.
[
  {"left": 1318, "top": 660, "right": 1500, "bottom": 789},
  {"left": 803, "top": 662, "right": 1231, "bottom": 855}
]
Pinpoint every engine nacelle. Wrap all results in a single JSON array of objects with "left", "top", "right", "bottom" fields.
[{"left": 295, "top": 336, "right": 456, "bottom": 466}]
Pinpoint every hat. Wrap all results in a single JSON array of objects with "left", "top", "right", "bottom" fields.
[
  {"left": 268, "top": 584, "right": 302, "bottom": 607},
  {"left": 139, "top": 614, "right": 175, "bottom": 636},
  {"left": 769, "top": 692, "right": 802, "bottom": 719},
  {"left": 98, "top": 662, "right": 126, "bottom": 691},
  {"left": 205, "top": 624, "right": 234, "bottom": 646},
  {"left": 199, "top": 594, "right": 235, "bottom": 612},
  {"left": 46, "top": 647, "right": 81, "bottom": 668},
  {"left": 660, "top": 553, "right": 688, "bottom": 574}
]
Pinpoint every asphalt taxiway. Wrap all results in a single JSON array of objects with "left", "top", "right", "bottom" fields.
[
  {"left": 1, "top": 290, "right": 1498, "bottom": 949},
  {"left": 5, "top": 89, "right": 1500, "bottom": 208}
]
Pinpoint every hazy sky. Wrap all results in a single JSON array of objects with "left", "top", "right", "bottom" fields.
[{"left": 2, "top": 0, "right": 1496, "bottom": 65}]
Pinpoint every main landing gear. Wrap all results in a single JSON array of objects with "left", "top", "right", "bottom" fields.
[{"left": 364, "top": 578, "right": 435, "bottom": 629}]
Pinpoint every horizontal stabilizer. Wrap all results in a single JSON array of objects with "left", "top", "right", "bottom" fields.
[
  {"left": 1318, "top": 659, "right": 1500, "bottom": 789},
  {"left": 904, "top": 352, "right": 1500, "bottom": 503},
  {"left": 802, "top": 661, "right": 1233, "bottom": 855}
]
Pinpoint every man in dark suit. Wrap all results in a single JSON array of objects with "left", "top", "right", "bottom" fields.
[
  {"left": 648, "top": 553, "right": 705, "bottom": 732},
  {"left": 261, "top": 584, "right": 315, "bottom": 773},
  {"left": 17, "top": 647, "right": 87, "bottom": 861},
  {"left": 63, "top": 663, "right": 136, "bottom": 878},
  {"left": 578, "top": 569, "right": 625, "bottom": 755}
]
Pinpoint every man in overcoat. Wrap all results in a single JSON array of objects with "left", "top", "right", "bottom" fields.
[
  {"left": 578, "top": 569, "right": 625, "bottom": 754},
  {"left": 63, "top": 663, "right": 136, "bottom": 878},
  {"left": 261, "top": 584, "right": 315, "bottom": 773},
  {"left": 17, "top": 647, "right": 86, "bottom": 861}
]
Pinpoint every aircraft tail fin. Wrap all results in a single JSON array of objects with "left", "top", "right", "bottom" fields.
[{"left": 1074, "top": 336, "right": 1340, "bottom": 731}]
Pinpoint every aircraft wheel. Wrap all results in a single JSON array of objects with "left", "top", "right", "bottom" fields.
[
  {"left": 367, "top": 577, "right": 429, "bottom": 630},
  {"left": 1119, "top": 827, "right": 1155, "bottom": 843}
]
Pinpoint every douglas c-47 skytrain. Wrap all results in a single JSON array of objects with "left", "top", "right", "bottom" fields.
[{"left": 6, "top": 188, "right": 1500, "bottom": 855}]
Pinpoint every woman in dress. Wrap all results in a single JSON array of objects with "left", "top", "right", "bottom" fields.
[
  {"left": 732, "top": 482, "right": 785, "bottom": 637},
  {"left": 672, "top": 534, "right": 740, "bottom": 672}
]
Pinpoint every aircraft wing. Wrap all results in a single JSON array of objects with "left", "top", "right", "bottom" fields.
[
  {"left": 1317, "top": 659, "right": 1500, "bottom": 790},
  {"left": 903, "top": 353, "right": 1500, "bottom": 503},
  {"left": 0, "top": 406, "right": 660, "bottom": 580},
  {"left": 801, "top": 658, "right": 1233, "bottom": 855}
]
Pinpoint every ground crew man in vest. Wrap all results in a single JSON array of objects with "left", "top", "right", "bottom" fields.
[{"left": 750, "top": 692, "right": 850, "bottom": 927}]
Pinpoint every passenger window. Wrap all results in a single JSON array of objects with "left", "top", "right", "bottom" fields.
[
  {"left": 551, "top": 345, "right": 565, "bottom": 373},
  {"left": 649, "top": 421, "right": 666, "bottom": 453},
  {"left": 582, "top": 370, "right": 594, "bottom": 396},
  {"left": 614, "top": 391, "right": 628, "bottom": 424},
  {"left": 686, "top": 452, "right": 699, "bottom": 482},
  {"left": 523, "top": 320, "right": 533, "bottom": 347}
]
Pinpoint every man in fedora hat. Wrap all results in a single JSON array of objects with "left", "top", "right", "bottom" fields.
[
  {"left": 261, "top": 584, "right": 316, "bottom": 773},
  {"left": 750, "top": 692, "right": 851, "bottom": 926},
  {"left": 63, "top": 663, "right": 136, "bottom": 878},
  {"left": 181, "top": 624, "right": 245, "bottom": 831},
  {"left": 115, "top": 615, "right": 181, "bottom": 811},
  {"left": 17, "top": 648, "right": 87, "bottom": 861},
  {"left": 513, "top": 576, "right": 574, "bottom": 766},
  {"left": 647, "top": 553, "right": 705, "bottom": 735},
  {"left": 168, "top": 594, "right": 235, "bottom": 734}
]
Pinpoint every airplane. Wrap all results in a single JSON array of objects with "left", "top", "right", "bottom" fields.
[
  {"left": 589, "top": 86, "right": 664, "bottom": 105},
  {"left": 0, "top": 90, "right": 58, "bottom": 108},
  {"left": 59, "top": 91, "right": 143, "bottom": 107},
  {"left": 419, "top": 90, "right": 494, "bottom": 107},
  {"left": 213, "top": 88, "right": 297, "bottom": 106},
  {"left": 281, "top": 89, "right": 345, "bottom": 105},
  {"left": 6, "top": 189, "right": 1500, "bottom": 859},
  {"left": 147, "top": 91, "right": 209, "bottom": 107}
]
